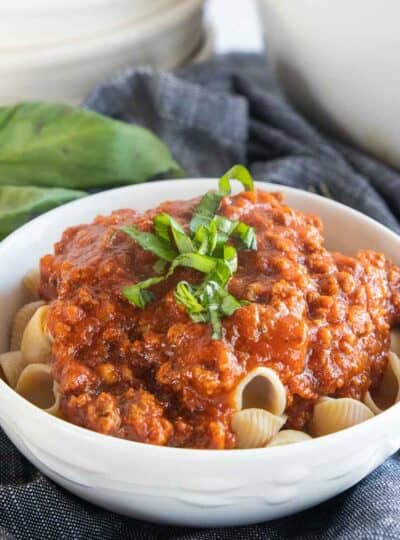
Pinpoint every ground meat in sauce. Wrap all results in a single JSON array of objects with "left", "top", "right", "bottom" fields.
[{"left": 39, "top": 190, "right": 400, "bottom": 449}]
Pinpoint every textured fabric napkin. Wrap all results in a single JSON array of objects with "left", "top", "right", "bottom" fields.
[{"left": 1, "top": 53, "right": 400, "bottom": 539}]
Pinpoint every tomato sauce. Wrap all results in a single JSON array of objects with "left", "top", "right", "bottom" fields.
[{"left": 39, "top": 190, "right": 400, "bottom": 448}]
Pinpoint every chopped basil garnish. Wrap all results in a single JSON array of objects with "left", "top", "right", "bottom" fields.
[
  {"left": 218, "top": 164, "right": 254, "bottom": 195},
  {"left": 189, "top": 164, "right": 254, "bottom": 234},
  {"left": 153, "top": 213, "right": 195, "bottom": 254},
  {"left": 120, "top": 225, "right": 177, "bottom": 262},
  {"left": 123, "top": 276, "right": 165, "bottom": 308},
  {"left": 120, "top": 165, "right": 256, "bottom": 339}
]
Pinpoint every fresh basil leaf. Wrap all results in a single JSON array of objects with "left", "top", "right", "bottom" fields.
[
  {"left": 203, "top": 280, "right": 244, "bottom": 338},
  {"left": 123, "top": 275, "right": 165, "bottom": 308},
  {"left": 194, "top": 221, "right": 219, "bottom": 256},
  {"left": 201, "top": 261, "right": 232, "bottom": 291},
  {"left": 154, "top": 213, "right": 194, "bottom": 254},
  {"left": 193, "top": 225, "right": 209, "bottom": 255},
  {"left": 233, "top": 221, "right": 257, "bottom": 250},
  {"left": 175, "top": 281, "right": 204, "bottom": 314},
  {"left": 224, "top": 245, "right": 238, "bottom": 274},
  {"left": 190, "top": 166, "right": 254, "bottom": 234},
  {"left": 0, "top": 184, "right": 85, "bottom": 239},
  {"left": 120, "top": 225, "right": 177, "bottom": 262},
  {"left": 189, "top": 191, "right": 222, "bottom": 233},
  {"left": 153, "top": 213, "right": 184, "bottom": 240},
  {"left": 220, "top": 294, "right": 243, "bottom": 316},
  {"left": 153, "top": 259, "right": 167, "bottom": 275},
  {"left": 169, "top": 252, "right": 216, "bottom": 275},
  {"left": 218, "top": 164, "right": 254, "bottom": 195},
  {"left": 212, "top": 215, "right": 257, "bottom": 251},
  {"left": 207, "top": 219, "right": 218, "bottom": 255},
  {"left": 212, "top": 215, "right": 236, "bottom": 236},
  {"left": 122, "top": 168, "right": 254, "bottom": 338},
  {"left": 0, "top": 102, "right": 183, "bottom": 189},
  {"left": 208, "top": 305, "right": 222, "bottom": 340}
]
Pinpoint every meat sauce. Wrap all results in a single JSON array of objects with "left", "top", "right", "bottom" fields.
[{"left": 40, "top": 190, "right": 400, "bottom": 449}]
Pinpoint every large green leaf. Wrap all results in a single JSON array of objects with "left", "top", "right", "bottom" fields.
[
  {"left": 0, "top": 102, "right": 183, "bottom": 189},
  {"left": 0, "top": 185, "right": 85, "bottom": 239}
]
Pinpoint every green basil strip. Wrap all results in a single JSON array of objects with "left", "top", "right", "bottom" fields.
[
  {"left": 234, "top": 221, "right": 257, "bottom": 250},
  {"left": 218, "top": 164, "right": 254, "bottom": 195},
  {"left": 213, "top": 215, "right": 257, "bottom": 251},
  {"left": 212, "top": 215, "right": 236, "bottom": 236},
  {"left": 190, "top": 165, "right": 255, "bottom": 234},
  {"left": 194, "top": 220, "right": 218, "bottom": 255},
  {"left": 153, "top": 212, "right": 184, "bottom": 240},
  {"left": 208, "top": 306, "right": 222, "bottom": 340},
  {"left": 220, "top": 294, "right": 244, "bottom": 316},
  {"left": 123, "top": 276, "right": 165, "bottom": 308},
  {"left": 204, "top": 281, "right": 244, "bottom": 338},
  {"left": 122, "top": 167, "right": 255, "bottom": 337},
  {"left": 153, "top": 213, "right": 194, "bottom": 254},
  {"left": 120, "top": 225, "right": 177, "bottom": 262},
  {"left": 0, "top": 102, "right": 183, "bottom": 189},
  {"left": 0, "top": 185, "right": 85, "bottom": 239},
  {"left": 223, "top": 245, "right": 238, "bottom": 273},
  {"left": 189, "top": 191, "right": 222, "bottom": 233},
  {"left": 175, "top": 281, "right": 205, "bottom": 315},
  {"left": 124, "top": 253, "right": 217, "bottom": 308},
  {"left": 169, "top": 252, "right": 217, "bottom": 275},
  {"left": 193, "top": 225, "right": 209, "bottom": 255},
  {"left": 153, "top": 259, "right": 167, "bottom": 275}
]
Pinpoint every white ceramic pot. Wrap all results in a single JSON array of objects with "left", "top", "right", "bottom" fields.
[
  {"left": 0, "top": 179, "right": 399, "bottom": 526},
  {"left": 257, "top": 0, "right": 400, "bottom": 170},
  {"left": 0, "top": 0, "right": 204, "bottom": 104},
  {"left": 0, "top": 0, "right": 178, "bottom": 48}
]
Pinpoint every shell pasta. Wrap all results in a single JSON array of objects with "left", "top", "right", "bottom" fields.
[
  {"left": 0, "top": 351, "right": 26, "bottom": 389},
  {"left": 20, "top": 305, "right": 52, "bottom": 364},
  {"left": 10, "top": 301, "right": 45, "bottom": 351},
  {"left": 0, "top": 270, "right": 60, "bottom": 417},
  {"left": 22, "top": 268, "right": 41, "bottom": 298}
]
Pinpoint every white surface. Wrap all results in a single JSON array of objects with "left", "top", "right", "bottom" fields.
[
  {"left": 0, "top": 0, "right": 177, "bottom": 48},
  {"left": 206, "top": 0, "right": 263, "bottom": 52},
  {"left": 0, "top": 0, "right": 204, "bottom": 104},
  {"left": 0, "top": 180, "right": 399, "bottom": 526},
  {"left": 258, "top": 0, "right": 400, "bottom": 170}
]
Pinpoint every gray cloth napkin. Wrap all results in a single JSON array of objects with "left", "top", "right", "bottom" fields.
[{"left": 1, "top": 53, "right": 400, "bottom": 540}]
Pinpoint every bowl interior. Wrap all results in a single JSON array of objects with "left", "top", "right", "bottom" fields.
[{"left": 0, "top": 178, "right": 399, "bottom": 356}]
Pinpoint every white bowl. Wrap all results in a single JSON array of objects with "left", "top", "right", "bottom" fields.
[
  {"left": 0, "top": 179, "right": 399, "bottom": 527},
  {"left": 0, "top": 0, "right": 179, "bottom": 48},
  {"left": 183, "top": 25, "right": 215, "bottom": 66},
  {"left": 257, "top": 0, "right": 400, "bottom": 170},
  {"left": 0, "top": 0, "right": 204, "bottom": 104}
]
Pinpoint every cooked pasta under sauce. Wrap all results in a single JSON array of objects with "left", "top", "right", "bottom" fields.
[{"left": 4, "top": 170, "right": 400, "bottom": 449}]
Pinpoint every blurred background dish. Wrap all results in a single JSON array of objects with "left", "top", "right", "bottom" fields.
[
  {"left": 0, "top": 0, "right": 209, "bottom": 104},
  {"left": 183, "top": 25, "right": 215, "bottom": 66},
  {"left": 257, "top": 0, "right": 400, "bottom": 170},
  {"left": 0, "top": 0, "right": 178, "bottom": 49}
]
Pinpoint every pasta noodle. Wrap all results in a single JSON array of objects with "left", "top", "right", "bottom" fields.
[
  {"left": 10, "top": 301, "right": 45, "bottom": 351},
  {"left": 22, "top": 269, "right": 40, "bottom": 298},
  {"left": 20, "top": 305, "right": 52, "bottom": 364},
  {"left": 233, "top": 367, "right": 286, "bottom": 416},
  {"left": 390, "top": 329, "right": 400, "bottom": 356},
  {"left": 15, "top": 363, "right": 61, "bottom": 416},
  {"left": 231, "top": 408, "right": 286, "bottom": 449},
  {"left": 364, "top": 351, "right": 400, "bottom": 414},
  {"left": 310, "top": 397, "right": 374, "bottom": 437},
  {"left": 0, "top": 351, "right": 26, "bottom": 388},
  {"left": 268, "top": 430, "right": 312, "bottom": 447}
]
